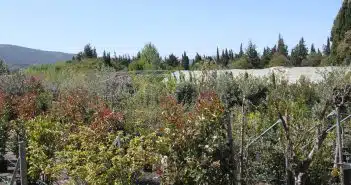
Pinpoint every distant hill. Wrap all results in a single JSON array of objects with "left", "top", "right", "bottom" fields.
[{"left": 0, "top": 44, "right": 74, "bottom": 69}]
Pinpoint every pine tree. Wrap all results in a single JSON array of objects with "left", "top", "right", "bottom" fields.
[
  {"left": 277, "top": 34, "right": 288, "bottom": 56},
  {"left": 83, "top": 44, "right": 94, "bottom": 58},
  {"left": 182, "top": 51, "right": 190, "bottom": 70},
  {"left": 323, "top": 37, "right": 331, "bottom": 56},
  {"left": 271, "top": 45, "right": 277, "bottom": 55},
  {"left": 331, "top": 0, "right": 351, "bottom": 57},
  {"left": 166, "top": 53, "right": 179, "bottom": 68},
  {"left": 298, "top": 37, "right": 308, "bottom": 60},
  {"left": 261, "top": 47, "right": 272, "bottom": 67},
  {"left": 290, "top": 37, "right": 308, "bottom": 66},
  {"left": 246, "top": 41, "right": 260, "bottom": 68},
  {"left": 310, "top": 44, "right": 316, "bottom": 54}
]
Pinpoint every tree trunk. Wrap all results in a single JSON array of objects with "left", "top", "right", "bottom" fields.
[{"left": 294, "top": 172, "right": 306, "bottom": 185}]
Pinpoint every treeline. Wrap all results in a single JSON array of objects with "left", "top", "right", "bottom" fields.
[
  {"left": 74, "top": 35, "right": 334, "bottom": 71},
  {"left": 68, "top": 0, "right": 351, "bottom": 71}
]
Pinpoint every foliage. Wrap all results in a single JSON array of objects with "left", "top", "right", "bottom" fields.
[
  {"left": 181, "top": 52, "right": 190, "bottom": 70},
  {"left": 0, "top": 59, "right": 9, "bottom": 75},
  {"left": 336, "top": 30, "right": 351, "bottom": 65},
  {"left": 269, "top": 53, "right": 290, "bottom": 67},
  {"left": 331, "top": 0, "right": 351, "bottom": 59},
  {"left": 25, "top": 116, "right": 65, "bottom": 183},
  {"left": 229, "top": 56, "right": 252, "bottom": 69},
  {"left": 130, "top": 43, "right": 161, "bottom": 70}
]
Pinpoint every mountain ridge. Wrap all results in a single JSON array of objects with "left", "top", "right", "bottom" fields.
[{"left": 0, "top": 44, "right": 75, "bottom": 69}]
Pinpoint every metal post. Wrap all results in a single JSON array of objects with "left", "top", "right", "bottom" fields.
[
  {"left": 226, "top": 110, "right": 235, "bottom": 185},
  {"left": 238, "top": 98, "right": 246, "bottom": 185},
  {"left": 19, "top": 141, "right": 28, "bottom": 185},
  {"left": 9, "top": 158, "right": 19, "bottom": 185},
  {"left": 336, "top": 107, "right": 345, "bottom": 185}
]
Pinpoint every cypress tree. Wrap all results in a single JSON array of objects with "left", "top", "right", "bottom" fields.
[
  {"left": 229, "top": 49, "right": 234, "bottom": 60},
  {"left": 310, "top": 44, "right": 316, "bottom": 54},
  {"left": 331, "top": 0, "right": 351, "bottom": 57},
  {"left": 223, "top": 49, "right": 230, "bottom": 67},
  {"left": 182, "top": 51, "right": 190, "bottom": 70},
  {"left": 323, "top": 37, "right": 331, "bottom": 56},
  {"left": 239, "top": 43, "right": 244, "bottom": 58},
  {"left": 216, "top": 47, "right": 220, "bottom": 64},
  {"left": 194, "top": 53, "right": 202, "bottom": 65}
]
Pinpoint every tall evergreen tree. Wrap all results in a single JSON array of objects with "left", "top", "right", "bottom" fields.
[
  {"left": 246, "top": 41, "right": 260, "bottom": 68},
  {"left": 271, "top": 45, "right": 277, "bottom": 54},
  {"left": 216, "top": 47, "right": 220, "bottom": 64},
  {"left": 166, "top": 53, "right": 179, "bottom": 68},
  {"left": 323, "top": 37, "right": 331, "bottom": 56},
  {"left": 261, "top": 46, "right": 272, "bottom": 67},
  {"left": 277, "top": 34, "right": 288, "bottom": 56},
  {"left": 290, "top": 37, "right": 308, "bottom": 66},
  {"left": 182, "top": 51, "right": 190, "bottom": 70},
  {"left": 193, "top": 53, "right": 202, "bottom": 65},
  {"left": 298, "top": 37, "right": 309, "bottom": 60},
  {"left": 331, "top": 0, "right": 351, "bottom": 57},
  {"left": 239, "top": 43, "right": 244, "bottom": 58},
  {"left": 310, "top": 44, "right": 316, "bottom": 54},
  {"left": 92, "top": 47, "right": 97, "bottom": 58},
  {"left": 223, "top": 49, "right": 230, "bottom": 67},
  {"left": 102, "top": 51, "right": 112, "bottom": 66},
  {"left": 83, "top": 44, "right": 94, "bottom": 58},
  {"left": 228, "top": 49, "right": 234, "bottom": 60}
]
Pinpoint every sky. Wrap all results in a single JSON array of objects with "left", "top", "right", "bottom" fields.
[{"left": 0, "top": 0, "right": 343, "bottom": 58}]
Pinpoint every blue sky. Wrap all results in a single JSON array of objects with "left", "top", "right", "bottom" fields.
[{"left": 0, "top": 0, "right": 342, "bottom": 57}]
